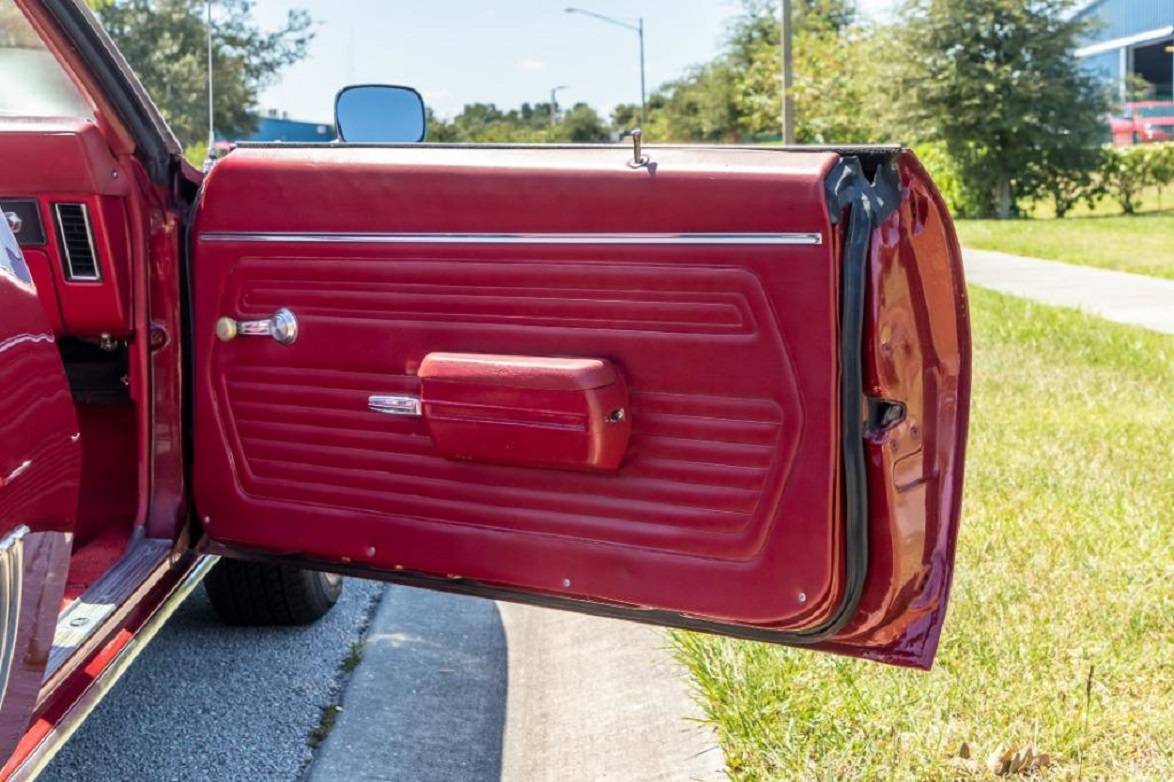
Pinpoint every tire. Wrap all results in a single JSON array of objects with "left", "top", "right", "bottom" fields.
[{"left": 204, "top": 559, "right": 343, "bottom": 626}]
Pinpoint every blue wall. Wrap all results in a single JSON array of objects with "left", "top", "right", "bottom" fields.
[
  {"left": 1075, "top": 0, "right": 1173, "bottom": 44},
  {"left": 221, "top": 116, "right": 335, "bottom": 144},
  {"left": 1082, "top": 49, "right": 1121, "bottom": 83}
]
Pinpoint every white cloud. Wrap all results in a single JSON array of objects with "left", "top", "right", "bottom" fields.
[{"left": 520, "top": 59, "right": 546, "bottom": 72}]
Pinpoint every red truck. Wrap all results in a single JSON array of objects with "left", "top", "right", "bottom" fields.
[
  {"left": 0, "top": 0, "right": 971, "bottom": 776},
  {"left": 1109, "top": 100, "right": 1174, "bottom": 145}
]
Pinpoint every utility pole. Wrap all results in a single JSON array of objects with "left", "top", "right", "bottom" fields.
[
  {"left": 565, "top": 8, "right": 647, "bottom": 127},
  {"left": 206, "top": 0, "right": 214, "bottom": 150},
  {"left": 550, "top": 85, "right": 568, "bottom": 127},
  {"left": 637, "top": 17, "right": 646, "bottom": 128},
  {"left": 781, "top": 0, "right": 794, "bottom": 144}
]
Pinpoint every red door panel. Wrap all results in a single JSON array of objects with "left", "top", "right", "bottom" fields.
[{"left": 191, "top": 146, "right": 970, "bottom": 666}]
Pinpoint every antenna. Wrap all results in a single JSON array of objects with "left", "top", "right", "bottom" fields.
[{"left": 206, "top": 0, "right": 214, "bottom": 150}]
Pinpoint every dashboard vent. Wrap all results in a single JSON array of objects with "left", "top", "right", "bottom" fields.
[{"left": 54, "top": 203, "right": 101, "bottom": 281}]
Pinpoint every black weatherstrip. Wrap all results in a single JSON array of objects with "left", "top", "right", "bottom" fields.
[{"left": 208, "top": 153, "right": 904, "bottom": 647}]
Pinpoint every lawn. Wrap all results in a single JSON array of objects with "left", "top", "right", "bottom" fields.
[
  {"left": 954, "top": 210, "right": 1174, "bottom": 280},
  {"left": 674, "top": 288, "right": 1174, "bottom": 780}
]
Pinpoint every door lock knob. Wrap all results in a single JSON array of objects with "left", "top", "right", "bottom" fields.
[{"left": 216, "top": 307, "right": 298, "bottom": 345}]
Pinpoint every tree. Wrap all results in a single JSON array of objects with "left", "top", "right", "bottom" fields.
[
  {"left": 429, "top": 101, "right": 610, "bottom": 143},
  {"left": 553, "top": 102, "right": 610, "bottom": 143},
  {"left": 894, "top": 0, "right": 1111, "bottom": 218},
  {"left": 614, "top": 62, "right": 740, "bottom": 142},
  {"left": 729, "top": 2, "right": 895, "bottom": 143},
  {"left": 92, "top": 0, "right": 312, "bottom": 148},
  {"left": 619, "top": 0, "right": 892, "bottom": 144}
]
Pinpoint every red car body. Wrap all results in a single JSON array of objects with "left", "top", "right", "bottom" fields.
[
  {"left": 1109, "top": 100, "right": 1174, "bottom": 145},
  {"left": 0, "top": 0, "right": 971, "bottom": 776}
]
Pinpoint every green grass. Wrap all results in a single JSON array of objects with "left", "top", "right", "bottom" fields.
[
  {"left": 674, "top": 288, "right": 1174, "bottom": 781},
  {"left": 305, "top": 704, "right": 342, "bottom": 749},
  {"left": 955, "top": 210, "right": 1174, "bottom": 280}
]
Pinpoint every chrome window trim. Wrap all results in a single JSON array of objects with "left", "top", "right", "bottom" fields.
[
  {"left": 199, "top": 231, "right": 823, "bottom": 246},
  {"left": 53, "top": 203, "right": 102, "bottom": 282}
]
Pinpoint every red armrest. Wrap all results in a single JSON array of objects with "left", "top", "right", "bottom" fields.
[{"left": 419, "top": 353, "right": 631, "bottom": 471}]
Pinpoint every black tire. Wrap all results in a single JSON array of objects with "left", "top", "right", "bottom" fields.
[{"left": 204, "top": 559, "right": 343, "bottom": 626}]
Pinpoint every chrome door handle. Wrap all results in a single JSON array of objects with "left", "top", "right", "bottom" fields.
[
  {"left": 216, "top": 307, "right": 298, "bottom": 345},
  {"left": 368, "top": 395, "right": 422, "bottom": 416}
]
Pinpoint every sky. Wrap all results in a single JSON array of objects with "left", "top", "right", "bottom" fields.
[{"left": 253, "top": 1, "right": 897, "bottom": 124}]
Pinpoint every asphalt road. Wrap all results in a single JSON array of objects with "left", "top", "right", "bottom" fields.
[
  {"left": 41, "top": 576, "right": 385, "bottom": 782},
  {"left": 40, "top": 576, "right": 721, "bottom": 781}
]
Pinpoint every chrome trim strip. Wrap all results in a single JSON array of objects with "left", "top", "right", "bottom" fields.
[
  {"left": 12, "top": 555, "right": 217, "bottom": 781},
  {"left": 0, "top": 526, "right": 27, "bottom": 709},
  {"left": 199, "top": 231, "right": 824, "bottom": 246},
  {"left": 53, "top": 203, "right": 102, "bottom": 282}
]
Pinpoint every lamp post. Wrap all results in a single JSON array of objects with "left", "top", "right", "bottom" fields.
[
  {"left": 206, "top": 0, "right": 215, "bottom": 149},
  {"left": 565, "top": 8, "right": 646, "bottom": 127},
  {"left": 550, "top": 85, "right": 568, "bottom": 127},
  {"left": 780, "top": 0, "right": 794, "bottom": 144}
]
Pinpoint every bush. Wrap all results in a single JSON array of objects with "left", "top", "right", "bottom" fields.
[
  {"left": 1099, "top": 143, "right": 1174, "bottom": 214},
  {"left": 912, "top": 141, "right": 987, "bottom": 217},
  {"left": 1147, "top": 142, "right": 1174, "bottom": 209}
]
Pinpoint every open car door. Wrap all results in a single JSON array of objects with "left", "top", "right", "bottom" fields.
[{"left": 190, "top": 144, "right": 970, "bottom": 669}]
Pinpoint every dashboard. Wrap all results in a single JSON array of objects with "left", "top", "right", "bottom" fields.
[{"left": 0, "top": 117, "right": 132, "bottom": 337}]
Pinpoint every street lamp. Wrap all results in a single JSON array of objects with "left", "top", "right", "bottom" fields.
[
  {"left": 206, "top": 0, "right": 214, "bottom": 149},
  {"left": 550, "top": 85, "right": 568, "bottom": 127},
  {"left": 780, "top": 0, "right": 794, "bottom": 144},
  {"left": 564, "top": 7, "right": 646, "bottom": 128}
]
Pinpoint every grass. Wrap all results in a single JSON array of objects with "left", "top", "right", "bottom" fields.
[
  {"left": 673, "top": 287, "right": 1174, "bottom": 780},
  {"left": 305, "top": 704, "right": 342, "bottom": 749},
  {"left": 954, "top": 209, "right": 1174, "bottom": 280},
  {"left": 340, "top": 639, "right": 364, "bottom": 673}
]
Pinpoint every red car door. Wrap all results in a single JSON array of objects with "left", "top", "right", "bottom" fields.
[{"left": 190, "top": 143, "right": 970, "bottom": 669}]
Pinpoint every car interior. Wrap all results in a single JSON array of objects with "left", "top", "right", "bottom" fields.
[{"left": 1, "top": 9, "right": 170, "bottom": 682}]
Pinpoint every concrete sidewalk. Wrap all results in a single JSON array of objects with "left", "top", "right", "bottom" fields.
[
  {"left": 309, "top": 586, "right": 724, "bottom": 781},
  {"left": 963, "top": 248, "right": 1174, "bottom": 334}
]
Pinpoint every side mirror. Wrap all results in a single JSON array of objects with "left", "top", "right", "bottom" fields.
[{"left": 334, "top": 85, "right": 426, "bottom": 143}]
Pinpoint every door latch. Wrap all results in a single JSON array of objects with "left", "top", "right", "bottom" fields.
[
  {"left": 627, "top": 128, "right": 650, "bottom": 169},
  {"left": 216, "top": 308, "right": 299, "bottom": 345}
]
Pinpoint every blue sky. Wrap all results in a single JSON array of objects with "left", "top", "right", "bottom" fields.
[{"left": 253, "top": 1, "right": 896, "bottom": 123}]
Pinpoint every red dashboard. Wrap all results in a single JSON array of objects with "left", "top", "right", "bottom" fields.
[{"left": 0, "top": 118, "right": 132, "bottom": 337}]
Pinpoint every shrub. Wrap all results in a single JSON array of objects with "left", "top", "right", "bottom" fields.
[
  {"left": 1146, "top": 142, "right": 1174, "bottom": 209},
  {"left": 912, "top": 141, "right": 986, "bottom": 218},
  {"left": 1026, "top": 144, "right": 1104, "bottom": 218},
  {"left": 1098, "top": 144, "right": 1174, "bottom": 214}
]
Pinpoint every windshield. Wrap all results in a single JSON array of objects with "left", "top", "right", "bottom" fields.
[{"left": 0, "top": 3, "right": 92, "bottom": 119}]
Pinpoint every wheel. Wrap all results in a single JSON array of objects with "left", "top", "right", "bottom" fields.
[{"left": 203, "top": 559, "right": 343, "bottom": 626}]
